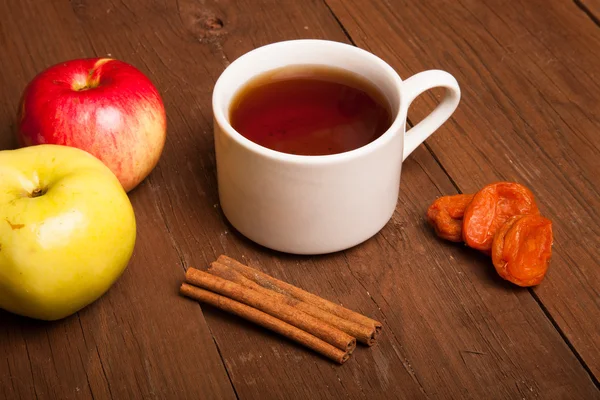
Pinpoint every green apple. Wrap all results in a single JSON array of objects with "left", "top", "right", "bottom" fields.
[{"left": 0, "top": 144, "right": 136, "bottom": 320}]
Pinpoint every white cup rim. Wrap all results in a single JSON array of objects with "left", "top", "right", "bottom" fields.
[{"left": 212, "top": 39, "right": 405, "bottom": 165}]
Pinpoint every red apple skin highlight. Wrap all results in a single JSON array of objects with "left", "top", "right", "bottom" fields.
[{"left": 17, "top": 58, "right": 167, "bottom": 192}]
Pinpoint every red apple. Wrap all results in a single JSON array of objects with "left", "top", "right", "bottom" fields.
[{"left": 17, "top": 58, "right": 167, "bottom": 192}]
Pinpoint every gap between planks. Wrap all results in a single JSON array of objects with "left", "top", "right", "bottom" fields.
[
  {"left": 529, "top": 288, "right": 600, "bottom": 388},
  {"left": 320, "top": 0, "right": 600, "bottom": 390},
  {"left": 211, "top": 333, "right": 241, "bottom": 400},
  {"left": 574, "top": 0, "right": 600, "bottom": 26}
]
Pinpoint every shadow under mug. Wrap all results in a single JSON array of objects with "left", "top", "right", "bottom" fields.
[{"left": 212, "top": 39, "right": 460, "bottom": 255}]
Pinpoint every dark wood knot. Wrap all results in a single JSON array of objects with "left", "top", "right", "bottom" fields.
[{"left": 203, "top": 16, "right": 223, "bottom": 31}]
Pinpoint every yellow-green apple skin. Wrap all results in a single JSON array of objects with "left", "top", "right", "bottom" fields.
[{"left": 0, "top": 144, "right": 136, "bottom": 320}]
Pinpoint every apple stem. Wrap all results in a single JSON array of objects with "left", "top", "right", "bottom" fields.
[
  {"left": 30, "top": 187, "right": 45, "bottom": 198},
  {"left": 73, "top": 81, "right": 97, "bottom": 91}
]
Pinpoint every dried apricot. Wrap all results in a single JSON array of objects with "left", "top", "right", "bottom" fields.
[
  {"left": 462, "top": 182, "right": 539, "bottom": 252},
  {"left": 492, "top": 215, "right": 553, "bottom": 287},
  {"left": 426, "top": 194, "right": 474, "bottom": 242}
]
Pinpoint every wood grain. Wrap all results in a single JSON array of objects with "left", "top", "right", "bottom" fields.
[
  {"left": 324, "top": 0, "right": 600, "bottom": 383},
  {"left": 63, "top": 0, "right": 598, "bottom": 398},
  {"left": 0, "top": 1, "right": 235, "bottom": 399},
  {"left": 1, "top": 0, "right": 599, "bottom": 398}
]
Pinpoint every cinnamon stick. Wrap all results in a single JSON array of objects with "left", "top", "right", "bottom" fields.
[
  {"left": 184, "top": 268, "right": 356, "bottom": 353},
  {"left": 180, "top": 283, "right": 350, "bottom": 364},
  {"left": 217, "top": 255, "right": 382, "bottom": 333},
  {"left": 208, "top": 262, "right": 377, "bottom": 346}
]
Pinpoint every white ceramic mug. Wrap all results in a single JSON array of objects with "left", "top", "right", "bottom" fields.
[{"left": 212, "top": 39, "right": 460, "bottom": 255}]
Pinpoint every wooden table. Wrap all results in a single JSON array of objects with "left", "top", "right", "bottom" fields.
[{"left": 1, "top": 0, "right": 599, "bottom": 398}]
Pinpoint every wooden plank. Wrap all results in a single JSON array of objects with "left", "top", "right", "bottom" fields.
[
  {"left": 0, "top": 2, "right": 96, "bottom": 398},
  {"left": 61, "top": 0, "right": 600, "bottom": 398},
  {"left": 324, "top": 0, "right": 600, "bottom": 383},
  {"left": 2, "top": 0, "right": 598, "bottom": 399},
  {"left": 0, "top": 1, "right": 236, "bottom": 399}
]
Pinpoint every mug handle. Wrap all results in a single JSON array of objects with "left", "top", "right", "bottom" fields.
[{"left": 401, "top": 70, "right": 461, "bottom": 161}]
